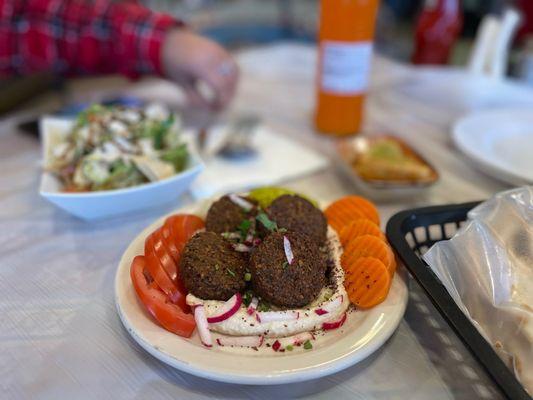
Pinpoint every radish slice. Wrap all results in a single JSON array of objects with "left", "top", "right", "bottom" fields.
[
  {"left": 314, "top": 295, "right": 344, "bottom": 316},
  {"left": 216, "top": 335, "right": 264, "bottom": 348},
  {"left": 283, "top": 236, "right": 294, "bottom": 265},
  {"left": 322, "top": 313, "right": 347, "bottom": 330},
  {"left": 256, "top": 310, "right": 299, "bottom": 323},
  {"left": 194, "top": 306, "right": 212, "bottom": 347},
  {"left": 232, "top": 243, "right": 251, "bottom": 252},
  {"left": 207, "top": 293, "right": 242, "bottom": 323},
  {"left": 229, "top": 194, "right": 254, "bottom": 211},
  {"left": 247, "top": 297, "right": 259, "bottom": 315},
  {"left": 276, "top": 332, "right": 314, "bottom": 348}
]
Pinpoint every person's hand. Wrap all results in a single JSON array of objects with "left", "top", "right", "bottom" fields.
[{"left": 161, "top": 29, "right": 239, "bottom": 110}]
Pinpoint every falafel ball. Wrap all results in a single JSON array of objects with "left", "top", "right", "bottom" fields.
[
  {"left": 205, "top": 195, "right": 256, "bottom": 234},
  {"left": 180, "top": 231, "right": 247, "bottom": 301},
  {"left": 266, "top": 194, "right": 327, "bottom": 245},
  {"left": 250, "top": 231, "right": 326, "bottom": 308}
]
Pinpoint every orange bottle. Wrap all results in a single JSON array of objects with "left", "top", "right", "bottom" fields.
[{"left": 315, "top": 0, "right": 380, "bottom": 136}]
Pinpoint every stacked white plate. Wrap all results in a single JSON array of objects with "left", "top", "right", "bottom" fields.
[{"left": 452, "top": 108, "right": 533, "bottom": 186}]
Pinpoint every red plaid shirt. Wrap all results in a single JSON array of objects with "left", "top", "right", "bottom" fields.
[{"left": 0, "top": 0, "right": 183, "bottom": 78}]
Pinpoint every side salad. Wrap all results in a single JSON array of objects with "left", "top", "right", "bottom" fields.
[{"left": 47, "top": 103, "right": 189, "bottom": 192}]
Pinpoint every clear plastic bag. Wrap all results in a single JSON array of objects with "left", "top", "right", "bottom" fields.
[{"left": 423, "top": 186, "right": 533, "bottom": 394}]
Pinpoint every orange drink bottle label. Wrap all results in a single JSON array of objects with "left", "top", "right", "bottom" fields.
[{"left": 315, "top": 0, "right": 380, "bottom": 136}]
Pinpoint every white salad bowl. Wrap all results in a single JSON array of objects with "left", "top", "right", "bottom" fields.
[{"left": 39, "top": 117, "right": 204, "bottom": 220}]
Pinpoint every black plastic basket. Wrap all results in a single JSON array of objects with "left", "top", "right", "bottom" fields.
[{"left": 386, "top": 202, "right": 530, "bottom": 400}]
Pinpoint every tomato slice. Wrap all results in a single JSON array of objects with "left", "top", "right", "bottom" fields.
[
  {"left": 144, "top": 234, "right": 188, "bottom": 311},
  {"left": 151, "top": 228, "right": 190, "bottom": 310},
  {"left": 130, "top": 255, "right": 195, "bottom": 338},
  {"left": 152, "top": 228, "right": 178, "bottom": 281},
  {"left": 165, "top": 214, "right": 205, "bottom": 254},
  {"left": 163, "top": 214, "right": 205, "bottom": 288},
  {"left": 160, "top": 224, "right": 180, "bottom": 263}
]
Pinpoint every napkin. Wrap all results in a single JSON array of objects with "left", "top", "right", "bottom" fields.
[{"left": 188, "top": 124, "right": 329, "bottom": 199}]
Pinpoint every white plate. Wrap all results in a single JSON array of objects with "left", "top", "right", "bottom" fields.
[
  {"left": 39, "top": 117, "right": 204, "bottom": 220},
  {"left": 114, "top": 200, "right": 408, "bottom": 385},
  {"left": 452, "top": 108, "right": 533, "bottom": 186},
  {"left": 381, "top": 67, "right": 533, "bottom": 127}
]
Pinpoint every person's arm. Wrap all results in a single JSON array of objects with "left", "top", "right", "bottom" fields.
[
  {"left": 0, "top": 0, "right": 238, "bottom": 109},
  {"left": 0, "top": 0, "right": 180, "bottom": 77}
]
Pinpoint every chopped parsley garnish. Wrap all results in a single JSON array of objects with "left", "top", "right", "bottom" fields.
[
  {"left": 242, "top": 291, "right": 253, "bottom": 307},
  {"left": 282, "top": 261, "right": 289, "bottom": 269},
  {"left": 214, "top": 264, "right": 220, "bottom": 271},
  {"left": 244, "top": 272, "right": 252, "bottom": 281},
  {"left": 226, "top": 268, "right": 236, "bottom": 277},
  {"left": 257, "top": 301, "right": 271, "bottom": 312},
  {"left": 237, "top": 219, "right": 252, "bottom": 238},
  {"left": 286, "top": 345, "right": 294, "bottom": 351},
  {"left": 221, "top": 232, "right": 231, "bottom": 239},
  {"left": 303, "top": 340, "right": 313, "bottom": 350},
  {"left": 256, "top": 212, "right": 278, "bottom": 232},
  {"left": 278, "top": 227, "right": 287, "bottom": 233}
]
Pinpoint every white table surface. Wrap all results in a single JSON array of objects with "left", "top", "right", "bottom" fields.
[{"left": 0, "top": 43, "right": 512, "bottom": 399}]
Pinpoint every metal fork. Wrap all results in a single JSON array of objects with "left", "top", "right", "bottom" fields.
[{"left": 217, "top": 114, "right": 260, "bottom": 160}]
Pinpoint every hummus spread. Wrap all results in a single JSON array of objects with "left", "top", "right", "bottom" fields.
[{"left": 186, "top": 227, "right": 349, "bottom": 338}]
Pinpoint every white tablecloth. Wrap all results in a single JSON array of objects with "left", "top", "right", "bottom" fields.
[{"left": 0, "top": 44, "right": 510, "bottom": 399}]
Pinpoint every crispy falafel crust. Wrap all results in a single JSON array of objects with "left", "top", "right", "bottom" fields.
[
  {"left": 205, "top": 195, "right": 256, "bottom": 234},
  {"left": 250, "top": 231, "right": 327, "bottom": 308},
  {"left": 267, "top": 195, "right": 327, "bottom": 245},
  {"left": 180, "top": 231, "right": 247, "bottom": 301}
]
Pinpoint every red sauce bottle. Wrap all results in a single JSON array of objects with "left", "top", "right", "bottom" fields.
[{"left": 412, "top": 0, "right": 463, "bottom": 65}]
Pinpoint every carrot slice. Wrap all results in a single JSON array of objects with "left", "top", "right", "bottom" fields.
[
  {"left": 346, "top": 196, "right": 380, "bottom": 224},
  {"left": 325, "top": 196, "right": 380, "bottom": 233},
  {"left": 386, "top": 244, "right": 397, "bottom": 275},
  {"left": 343, "top": 256, "right": 391, "bottom": 308},
  {"left": 325, "top": 204, "right": 366, "bottom": 233},
  {"left": 341, "top": 234, "right": 395, "bottom": 276},
  {"left": 339, "top": 218, "right": 384, "bottom": 247}
]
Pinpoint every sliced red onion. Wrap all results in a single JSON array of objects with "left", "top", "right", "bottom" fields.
[
  {"left": 252, "top": 238, "right": 262, "bottom": 246},
  {"left": 314, "top": 295, "right": 344, "bottom": 316},
  {"left": 322, "top": 312, "right": 347, "bottom": 331},
  {"left": 256, "top": 310, "right": 299, "bottom": 323},
  {"left": 232, "top": 243, "right": 251, "bottom": 252},
  {"left": 216, "top": 335, "right": 264, "bottom": 348},
  {"left": 283, "top": 236, "right": 294, "bottom": 265},
  {"left": 294, "top": 332, "right": 314, "bottom": 345},
  {"left": 229, "top": 194, "right": 254, "bottom": 211},
  {"left": 276, "top": 332, "right": 314, "bottom": 348},
  {"left": 207, "top": 293, "right": 242, "bottom": 323},
  {"left": 244, "top": 231, "right": 254, "bottom": 246},
  {"left": 272, "top": 340, "right": 281, "bottom": 352},
  {"left": 194, "top": 306, "right": 212, "bottom": 347},
  {"left": 247, "top": 297, "right": 259, "bottom": 315},
  {"left": 61, "top": 164, "right": 75, "bottom": 176}
]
